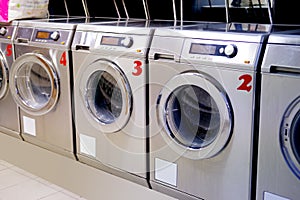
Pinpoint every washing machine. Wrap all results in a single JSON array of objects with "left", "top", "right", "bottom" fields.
[
  {"left": 72, "top": 22, "right": 153, "bottom": 186},
  {"left": 0, "top": 22, "right": 21, "bottom": 139},
  {"left": 256, "top": 25, "right": 300, "bottom": 200},
  {"left": 9, "top": 20, "right": 77, "bottom": 158},
  {"left": 148, "top": 23, "right": 269, "bottom": 200}
]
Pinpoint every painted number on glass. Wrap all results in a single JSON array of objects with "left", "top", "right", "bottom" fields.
[
  {"left": 60, "top": 51, "right": 67, "bottom": 66},
  {"left": 132, "top": 60, "right": 142, "bottom": 76},
  {"left": 6, "top": 44, "right": 12, "bottom": 57},
  {"left": 237, "top": 74, "right": 252, "bottom": 92}
]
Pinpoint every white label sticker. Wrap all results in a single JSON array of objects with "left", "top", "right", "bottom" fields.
[
  {"left": 23, "top": 116, "right": 36, "bottom": 136},
  {"left": 155, "top": 158, "right": 177, "bottom": 186},
  {"left": 264, "top": 192, "right": 290, "bottom": 200},
  {"left": 80, "top": 134, "right": 96, "bottom": 157}
]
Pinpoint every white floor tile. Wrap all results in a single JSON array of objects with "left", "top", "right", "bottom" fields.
[
  {"left": 11, "top": 166, "right": 38, "bottom": 179},
  {"left": 0, "top": 160, "right": 87, "bottom": 200},
  {"left": 0, "top": 169, "right": 30, "bottom": 190},
  {"left": 0, "top": 160, "right": 13, "bottom": 168},
  {"left": 61, "top": 189, "right": 86, "bottom": 199},
  {"left": 35, "top": 177, "right": 65, "bottom": 192},
  {"left": 0, "top": 163, "right": 8, "bottom": 171},
  {"left": 39, "top": 192, "right": 81, "bottom": 200},
  {"left": 0, "top": 179, "right": 57, "bottom": 200}
]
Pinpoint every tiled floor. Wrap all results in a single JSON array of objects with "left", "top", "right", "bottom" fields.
[{"left": 0, "top": 160, "right": 86, "bottom": 200}]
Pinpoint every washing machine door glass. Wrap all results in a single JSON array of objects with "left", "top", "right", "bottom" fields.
[
  {"left": 281, "top": 98, "right": 300, "bottom": 179},
  {"left": 166, "top": 85, "right": 221, "bottom": 148},
  {"left": 158, "top": 72, "right": 233, "bottom": 159},
  {"left": 83, "top": 59, "right": 132, "bottom": 133},
  {"left": 0, "top": 52, "right": 9, "bottom": 99},
  {"left": 10, "top": 53, "right": 59, "bottom": 116}
]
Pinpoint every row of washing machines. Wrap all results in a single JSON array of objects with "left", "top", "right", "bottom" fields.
[{"left": 0, "top": 18, "right": 299, "bottom": 200}]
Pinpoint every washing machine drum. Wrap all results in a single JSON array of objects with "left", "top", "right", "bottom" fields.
[
  {"left": 166, "top": 85, "right": 221, "bottom": 148},
  {"left": 79, "top": 59, "right": 132, "bottom": 133},
  {"left": 281, "top": 97, "right": 300, "bottom": 179},
  {"left": 0, "top": 52, "right": 9, "bottom": 100},
  {"left": 87, "top": 71, "right": 124, "bottom": 124},
  {"left": 9, "top": 53, "right": 59, "bottom": 116},
  {"left": 157, "top": 72, "right": 233, "bottom": 160}
]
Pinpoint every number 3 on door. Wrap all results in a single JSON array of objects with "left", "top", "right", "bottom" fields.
[
  {"left": 237, "top": 74, "right": 252, "bottom": 92},
  {"left": 132, "top": 60, "right": 142, "bottom": 76}
]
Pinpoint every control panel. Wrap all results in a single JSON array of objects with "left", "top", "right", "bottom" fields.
[
  {"left": 35, "top": 30, "right": 60, "bottom": 41},
  {"left": 33, "top": 29, "right": 70, "bottom": 44},
  {"left": 92, "top": 33, "right": 149, "bottom": 56},
  {"left": 181, "top": 38, "right": 260, "bottom": 67},
  {"left": 14, "top": 27, "right": 71, "bottom": 45},
  {"left": 100, "top": 36, "right": 134, "bottom": 48},
  {"left": 189, "top": 43, "right": 237, "bottom": 58}
]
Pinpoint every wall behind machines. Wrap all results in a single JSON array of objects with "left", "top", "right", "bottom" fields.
[
  {"left": 48, "top": 0, "right": 86, "bottom": 16},
  {"left": 182, "top": 0, "right": 226, "bottom": 21},
  {"left": 229, "top": 0, "right": 271, "bottom": 24},
  {"left": 48, "top": 0, "right": 131, "bottom": 18},
  {"left": 175, "top": 0, "right": 300, "bottom": 25},
  {"left": 198, "top": 0, "right": 271, "bottom": 23},
  {"left": 273, "top": 0, "right": 300, "bottom": 24},
  {"left": 48, "top": 0, "right": 150, "bottom": 19},
  {"left": 86, "top": 0, "right": 120, "bottom": 18},
  {"left": 48, "top": 0, "right": 68, "bottom": 16},
  {"left": 47, "top": 0, "right": 273, "bottom": 24},
  {"left": 147, "top": 0, "right": 180, "bottom": 20},
  {"left": 123, "top": 0, "right": 147, "bottom": 19}
]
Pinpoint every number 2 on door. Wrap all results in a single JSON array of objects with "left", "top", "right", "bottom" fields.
[{"left": 237, "top": 74, "right": 252, "bottom": 92}]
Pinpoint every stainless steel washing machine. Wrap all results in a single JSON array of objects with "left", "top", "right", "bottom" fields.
[
  {"left": 72, "top": 22, "right": 153, "bottom": 186},
  {"left": 0, "top": 22, "right": 21, "bottom": 139},
  {"left": 256, "top": 25, "right": 300, "bottom": 200},
  {"left": 149, "top": 23, "right": 269, "bottom": 200},
  {"left": 9, "top": 20, "right": 76, "bottom": 158}
]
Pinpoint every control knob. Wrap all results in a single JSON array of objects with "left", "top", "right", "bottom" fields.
[
  {"left": 121, "top": 37, "right": 133, "bottom": 48},
  {"left": 224, "top": 44, "right": 237, "bottom": 58},
  {"left": 0, "top": 27, "right": 7, "bottom": 36},
  {"left": 50, "top": 31, "right": 60, "bottom": 41}
]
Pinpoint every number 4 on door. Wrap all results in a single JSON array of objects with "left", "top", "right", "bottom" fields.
[{"left": 60, "top": 51, "right": 67, "bottom": 66}]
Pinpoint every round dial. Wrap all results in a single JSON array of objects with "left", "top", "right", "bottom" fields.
[
  {"left": 50, "top": 31, "right": 60, "bottom": 41},
  {"left": 0, "top": 27, "right": 7, "bottom": 36},
  {"left": 224, "top": 44, "right": 237, "bottom": 58},
  {"left": 121, "top": 37, "right": 133, "bottom": 48}
]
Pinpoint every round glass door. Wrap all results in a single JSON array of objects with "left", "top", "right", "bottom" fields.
[
  {"left": 281, "top": 97, "right": 300, "bottom": 179},
  {"left": 0, "top": 52, "right": 9, "bottom": 99},
  {"left": 166, "top": 85, "right": 221, "bottom": 149},
  {"left": 157, "top": 72, "right": 233, "bottom": 160},
  {"left": 9, "top": 53, "right": 59, "bottom": 115},
  {"left": 80, "top": 59, "right": 132, "bottom": 133}
]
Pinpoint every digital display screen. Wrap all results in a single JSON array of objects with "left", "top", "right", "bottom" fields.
[
  {"left": 101, "top": 36, "right": 121, "bottom": 46},
  {"left": 36, "top": 31, "right": 51, "bottom": 39},
  {"left": 190, "top": 43, "right": 217, "bottom": 55}
]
